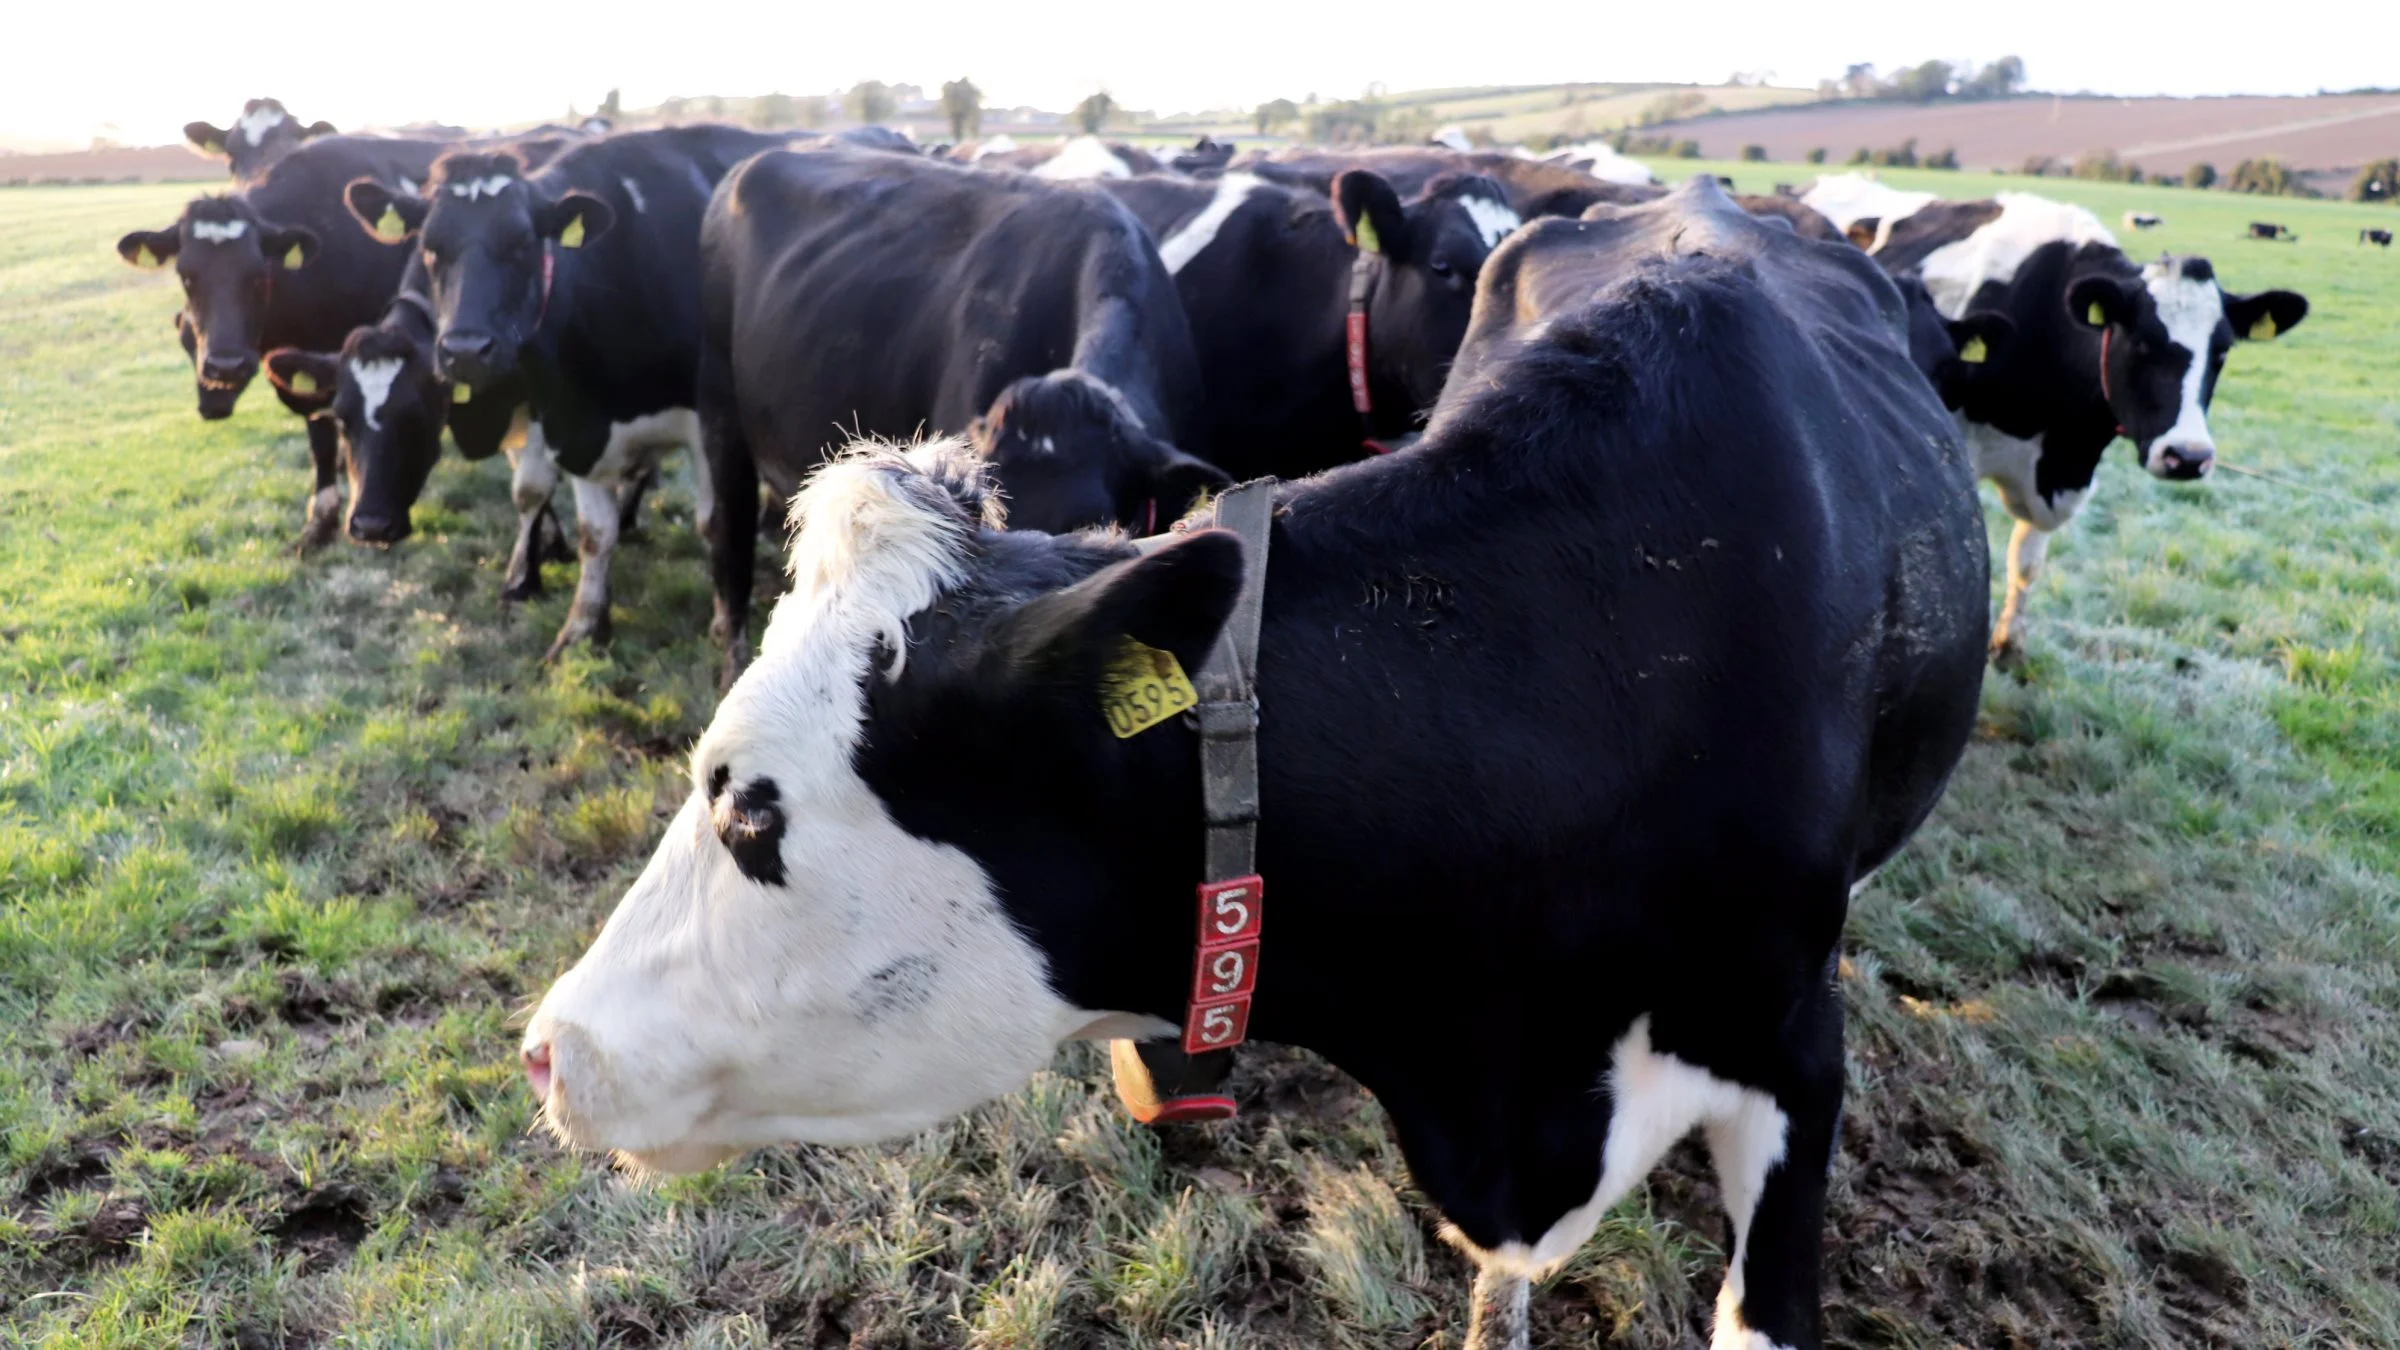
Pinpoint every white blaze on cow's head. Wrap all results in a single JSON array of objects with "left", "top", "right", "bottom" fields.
[
  {"left": 2070, "top": 255, "right": 2308, "bottom": 480},
  {"left": 520, "top": 442, "right": 1239, "bottom": 1173}
]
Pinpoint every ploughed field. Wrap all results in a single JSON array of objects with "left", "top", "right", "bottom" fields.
[{"left": 1, "top": 168, "right": 2396, "bottom": 1347}]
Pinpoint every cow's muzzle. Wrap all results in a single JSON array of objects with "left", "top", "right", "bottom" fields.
[
  {"left": 2151, "top": 442, "right": 2215, "bottom": 480},
  {"left": 436, "top": 331, "right": 497, "bottom": 386}
]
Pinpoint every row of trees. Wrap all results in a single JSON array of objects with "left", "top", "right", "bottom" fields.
[{"left": 1819, "top": 57, "right": 2026, "bottom": 103}]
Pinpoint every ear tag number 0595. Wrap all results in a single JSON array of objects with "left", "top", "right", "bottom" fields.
[{"left": 1100, "top": 637, "right": 1197, "bottom": 738}]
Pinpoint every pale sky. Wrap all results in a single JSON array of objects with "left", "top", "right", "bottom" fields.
[{"left": 7, "top": 0, "right": 2386, "bottom": 151}]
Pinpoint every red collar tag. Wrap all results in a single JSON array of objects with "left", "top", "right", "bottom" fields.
[
  {"left": 1185, "top": 875, "right": 1263, "bottom": 1055},
  {"left": 535, "top": 245, "right": 556, "bottom": 328},
  {"left": 1345, "top": 310, "right": 1372, "bottom": 415}
]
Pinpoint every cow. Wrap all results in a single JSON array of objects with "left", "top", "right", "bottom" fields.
[
  {"left": 117, "top": 134, "right": 444, "bottom": 547},
  {"left": 338, "top": 125, "right": 793, "bottom": 659},
  {"left": 1102, "top": 167, "right": 1520, "bottom": 477},
  {"left": 1871, "top": 192, "right": 2308, "bottom": 662},
  {"left": 975, "top": 136, "right": 1160, "bottom": 179},
  {"left": 1529, "top": 139, "right": 1659, "bottom": 185},
  {"left": 1234, "top": 146, "right": 1655, "bottom": 221},
  {"left": 2247, "top": 221, "right": 2295, "bottom": 241},
  {"left": 518, "top": 177, "right": 1990, "bottom": 1350},
  {"left": 185, "top": 98, "right": 338, "bottom": 184},
  {"left": 695, "top": 146, "right": 1224, "bottom": 681},
  {"left": 1800, "top": 172, "right": 1936, "bottom": 253},
  {"left": 2362, "top": 228, "right": 2393, "bottom": 247},
  {"left": 2124, "top": 211, "right": 2163, "bottom": 230},
  {"left": 1169, "top": 135, "right": 1237, "bottom": 177}
]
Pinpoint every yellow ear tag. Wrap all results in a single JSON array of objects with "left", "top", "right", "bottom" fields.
[
  {"left": 2087, "top": 301, "right": 2106, "bottom": 326},
  {"left": 283, "top": 243, "right": 306, "bottom": 270},
  {"left": 135, "top": 244, "right": 158, "bottom": 267},
  {"left": 205, "top": 139, "right": 224, "bottom": 155},
  {"left": 376, "top": 205, "right": 405, "bottom": 241},
  {"left": 1958, "top": 335, "right": 1988, "bottom": 364},
  {"left": 558, "top": 214, "right": 585, "bottom": 249},
  {"left": 1099, "top": 637, "right": 1198, "bottom": 738},
  {"left": 289, "top": 370, "right": 317, "bottom": 394},
  {"left": 2250, "top": 315, "right": 2277, "bottom": 341},
  {"left": 1354, "top": 214, "right": 1381, "bottom": 255},
  {"left": 451, "top": 382, "right": 471, "bottom": 404}
]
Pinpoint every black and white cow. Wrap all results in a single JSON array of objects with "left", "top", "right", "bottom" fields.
[
  {"left": 185, "top": 98, "right": 338, "bottom": 184},
  {"left": 2247, "top": 221, "right": 2295, "bottom": 241},
  {"left": 520, "top": 179, "right": 1990, "bottom": 1350},
  {"left": 1235, "top": 145, "right": 1653, "bottom": 221},
  {"left": 1872, "top": 192, "right": 2308, "bottom": 661},
  {"left": 342, "top": 125, "right": 790, "bottom": 658},
  {"left": 696, "top": 146, "right": 1223, "bottom": 679},
  {"left": 1101, "top": 167, "right": 1519, "bottom": 476},
  {"left": 257, "top": 136, "right": 579, "bottom": 552},
  {"left": 117, "top": 134, "right": 442, "bottom": 547}
]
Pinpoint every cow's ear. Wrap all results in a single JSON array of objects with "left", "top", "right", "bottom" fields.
[
  {"left": 2066, "top": 274, "right": 2136, "bottom": 330},
  {"left": 265, "top": 225, "right": 321, "bottom": 270},
  {"left": 1946, "top": 311, "right": 2014, "bottom": 366},
  {"left": 302, "top": 120, "right": 338, "bottom": 140},
  {"left": 263, "top": 348, "right": 341, "bottom": 408},
  {"left": 1141, "top": 443, "right": 1234, "bottom": 523},
  {"left": 1333, "top": 170, "right": 1409, "bottom": 258},
  {"left": 991, "top": 529, "right": 1244, "bottom": 692},
  {"left": 346, "top": 178, "right": 427, "bottom": 242},
  {"left": 535, "top": 192, "right": 614, "bottom": 249},
  {"left": 185, "top": 122, "right": 229, "bottom": 158},
  {"left": 2224, "top": 288, "right": 2307, "bottom": 341},
  {"left": 118, "top": 227, "right": 179, "bottom": 268}
]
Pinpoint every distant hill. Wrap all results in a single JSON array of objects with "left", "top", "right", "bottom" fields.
[
  {"left": 1647, "top": 93, "right": 2400, "bottom": 178},
  {"left": 0, "top": 144, "right": 219, "bottom": 186}
]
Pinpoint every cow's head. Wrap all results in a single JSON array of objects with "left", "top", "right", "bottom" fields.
[
  {"left": 1334, "top": 170, "right": 1522, "bottom": 412},
  {"left": 348, "top": 151, "right": 613, "bottom": 388},
  {"left": 2069, "top": 256, "right": 2307, "bottom": 480},
  {"left": 119, "top": 197, "right": 321, "bottom": 419},
  {"left": 186, "top": 98, "right": 337, "bottom": 181},
  {"left": 967, "top": 372, "right": 1229, "bottom": 534},
  {"left": 522, "top": 441, "right": 1243, "bottom": 1172},
  {"left": 264, "top": 325, "right": 448, "bottom": 545}
]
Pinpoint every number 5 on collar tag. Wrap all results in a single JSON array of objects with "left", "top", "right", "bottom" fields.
[
  {"left": 1100, "top": 637, "right": 1196, "bottom": 738},
  {"left": 1186, "top": 875, "right": 1264, "bottom": 1055}
]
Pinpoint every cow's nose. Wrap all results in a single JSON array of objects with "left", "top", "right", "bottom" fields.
[
  {"left": 200, "top": 354, "right": 256, "bottom": 384},
  {"left": 523, "top": 1041, "right": 554, "bottom": 1102},
  {"left": 436, "top": 331, "right": 494, "bottom": 379},
  {"left": 347, "top": 509, "right": 410, "bottom": 546},
  {"left": 2155, "top": 443, "right": 2215, "bottom": 480}
]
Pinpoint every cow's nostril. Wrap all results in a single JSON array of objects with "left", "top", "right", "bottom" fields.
[{"left": 524, "top": 1042, "right": 554, "bottom": 1101}]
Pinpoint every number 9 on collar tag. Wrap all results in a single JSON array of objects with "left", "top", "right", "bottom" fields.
[{"left": 1100, "top": 637, "right": 1196, "bottom": 738}]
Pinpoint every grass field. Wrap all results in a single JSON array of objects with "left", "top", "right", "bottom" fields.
[{"left": 3, "top": 166, "right": 2397, "bottom": 1348}]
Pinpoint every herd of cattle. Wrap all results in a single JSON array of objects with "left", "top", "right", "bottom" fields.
[{"left": 119, "top": 98, "right": 2314, "bottom": 1350}]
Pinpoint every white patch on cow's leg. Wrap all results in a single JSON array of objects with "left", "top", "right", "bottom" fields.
[
  {"left": 1991, "top": 519, "right": 2052, "bottom": 663},
  {"left": 2139, "top": 260, "right": 2228, "bottom": 476},
  {"left": 687, "top": 436, "right": 717, "bottom": 543},
  {"left": 1462, "top": 1263, "right": 1531, "bottom": 1350},
  {"left": 1461, "top": 195, "right": 1523, "bottom": 249},
  {"left": 1464, "top": 1016, "right": 1789, "bottom": 1279},
  {"left": 503, "top": 424, "right": 559, "bottom": 599},
  {"left": 1157, "top": 173, "right": 1262, "bottom": 274},
  {"left": 303, "top": 484, "right": 341, "bottom": 548},
  {"left": 235, "top": 103, "right": 287, "bottom": 147},
  {"left": 549, "top": 474, "right": 620, "bottom": 658},
  {"left": 1705, "top": 1091, "right": 1794, "bottom": 1350}
]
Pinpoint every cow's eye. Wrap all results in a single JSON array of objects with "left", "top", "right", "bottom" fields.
[{"left": 1429, "top": 255, "right": 1455, "bottom": 278}]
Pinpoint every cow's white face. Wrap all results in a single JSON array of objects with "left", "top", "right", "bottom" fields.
[
  {"left": 521, "top": 452, "right": 1095, "bottom": 1172},
  {"left": 2137, "top": 259, "right": 2227, "bottom": 480}
]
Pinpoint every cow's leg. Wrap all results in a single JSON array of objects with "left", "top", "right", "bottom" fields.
[
  {"left": 1704, "top": 986, "right": 1841, "bottom": 1350},
  {"left": 547, "top": 474, "right": 619, "bottom": 660},
  {"left": 503, "top": 428, "right": 560, "bottom": 601},
  {"left": 1989, "top": 519, "right": 2051, "bottom": 668},
  {"left": 699, "top": 423, "right": 755, "bottom": 691},
  {"left": 1462, "top": 1263, "right": 1530, "bottom": 1350},
  {"left": 297, "top": 416, "right": 342, "bottom": 553},
  {"left": 615, "top": 465, "right": 657, "bottom": 537}
]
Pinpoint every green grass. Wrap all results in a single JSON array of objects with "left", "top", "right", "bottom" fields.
[{"left": 3, "top": 167, "right": 2397, "bottom": 1347}]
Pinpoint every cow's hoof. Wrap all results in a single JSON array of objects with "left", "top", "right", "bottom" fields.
[
  {"left": 294, "top": 519, "right": 339, "bottom": 555},
  {"left": 501, "top": 573, "right": 543, "bottom": 603},
  {"left": 1989, "top": 633, "right": 2028, "bottom": 672},
  {"left": 544, "top": 616, "right": 609, "bottom": 663}
]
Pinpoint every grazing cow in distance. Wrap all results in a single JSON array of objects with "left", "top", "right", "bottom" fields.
[
  {"left": 521, "top": 178, "right": 1989, "bottom": 1350},
  {"left": 257, "top": 135, "right": 579, "bottom": 552},
  {"left": 2247, "top": 221, "right": 2295, "bottom": 241},
  {"left": 696, "top": 147, "right": 1223, "bottom": 679},
  {"left": 2362, "top": 228, "right": 2393, "bottom": 247},
  {"left": 342, "top": 125, "right": 793, "bottom": 658},
  {"left": 185, "top": 98, "right": 338, "bottom": 184},
  {"left": 2125, "top": 211, "right": 2163, "bottom": 229},
  {"left": 1872, "top": 192, "right": 2308, "bottom": 661},
  {"left": 1103, "top": 167, "right": 1520, "bottom": 476},
  {"left": 117, "top": 134, "right": 444, "bottom": 547}
]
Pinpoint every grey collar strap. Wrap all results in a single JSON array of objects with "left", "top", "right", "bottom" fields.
[{"left": 1190, "top": 478, "right": 1274, "bottom": 883}]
